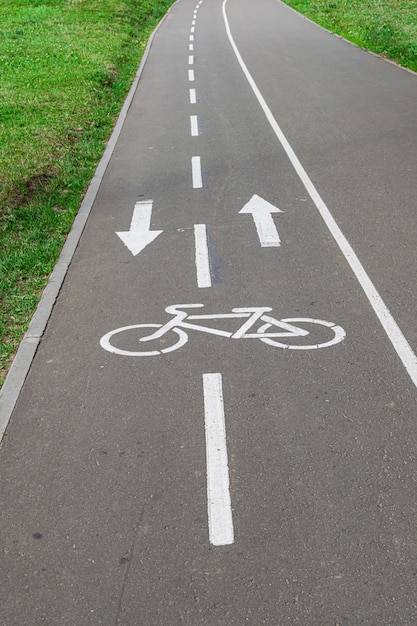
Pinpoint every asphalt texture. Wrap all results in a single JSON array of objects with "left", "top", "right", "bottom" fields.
[{"left": 1, "top": 0, "right": 417, "bottom": 623}]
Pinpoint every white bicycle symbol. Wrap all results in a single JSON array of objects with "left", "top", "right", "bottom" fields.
[{"left": 100, "top": 304, "right": 346, "bottom": 356}]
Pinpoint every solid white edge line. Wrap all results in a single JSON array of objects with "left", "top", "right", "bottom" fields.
[
  {"left": 203, "top": 373, "right": 234, "bottom": 546},
  {"left": 0, "top": 6, "right": 177, "bottom": 441},
  {"left": 222, "top": 0, "right": 417, "bottom": 390},
  {"left": 194, "top": 224, "right": 212, "bottom": 288},
  {"left": 192, "top": 156, "right": 203, "bottom": 188},
  {"left": 190, "top": 115, "right": 199, "bottom": 136}
]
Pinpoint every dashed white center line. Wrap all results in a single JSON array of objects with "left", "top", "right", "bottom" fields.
[
  {"left": 190, "top": 115, "right": 199, "bottom": 137},
  {"left": 189, "top": 55, "right": 194, "bottom": 65},
  {"left": 189, "top": 88, "right": 197, "bottom": 104},
  {"left": 189, "top": 44, "right": 194, "bottom": 51},
  {"left": 191, "top": 26, "right": 195, "bottom": 33},
  {"left": 191, "top": 156, "right": 203, "bottom": 188},
  {"left": 188, "top": 69, "right": 195, "bottom": 81},
  {"left": 203, "top": 373, "right": 234, "bottom": 546},
  {"left": 190, "top": 34, "right": 194, "bottom": 42},
  {"left": 194, "top": 224, "right": 211, "bottom": 288}
]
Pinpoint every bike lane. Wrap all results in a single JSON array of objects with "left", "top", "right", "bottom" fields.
[{"left": 1, "top": 0, "right": 417, "bottom": 624}]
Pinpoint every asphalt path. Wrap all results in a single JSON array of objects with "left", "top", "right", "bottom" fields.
[{"left": 1, "top": 0, "right": 417, "bottom": 623}]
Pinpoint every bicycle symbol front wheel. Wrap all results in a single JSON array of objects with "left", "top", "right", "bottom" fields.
[
  {"left": 257, "top": 317, "right": 346, "bottom": 350},
  {"left": 100, "top": 323, "right": 188, "bottom": 356}
]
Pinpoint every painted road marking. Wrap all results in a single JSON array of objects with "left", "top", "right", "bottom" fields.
[
  {"left": 203, "top": 373, "right": 234, "bottom": 546},
  {"left": 0, "top": 14, "right": 171, "bottom": 441},
  {"left": 189, "top": 55, "right": 194, "bottom": 65},
  {"left": 189, "top": 88, "right": 197, "bottom": 104},
  {"left": 239, "top": 194, "right": 283, "bottom": 247},
  {"left": 192, "top": 156, "right": 203, "bottom": 188},
  {"left": 115, "top": 200, "right": 162, "bottom": 256},
  {"left": 223, "top": 0, "right": 417, "bottom": 390},
  {"left": 188, "top": 69, "right": 195, "bottom": 82},
  {"left": 190, "top": 115, "right": 199, "bottom": 137},
  {"left": 100, "top": 306, "right": 346, "bottom": 356},
  {"left": 190, "top": 34, "right": 194, "bottom": 42},
  {"left": 194, "top": 224, "right": 212, "bottom": 288},
  {"left": 191, "top": 26, "right": 195, "bottom": 34},
  {"left": 189, "top": 44, "right": 194, "bottom": 51}
]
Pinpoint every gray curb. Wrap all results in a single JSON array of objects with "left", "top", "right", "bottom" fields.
[{"left": 0, "top": 10, "right": 172, "bottom": 441}]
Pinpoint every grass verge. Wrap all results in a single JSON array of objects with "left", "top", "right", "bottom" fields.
[
  {"left": 0, "top": 0, "right": 175, "bottom": 388},
  {"left": 281, "top": 0, "right": 417, "bottom": 73}
]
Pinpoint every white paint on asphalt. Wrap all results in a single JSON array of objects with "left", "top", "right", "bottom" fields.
[
  {"left": 194, "top": 224, "right": 212, "bottom": 288},
  {"left": 0, "top": 13, "right": 171, "bottom": 440},
  {"left": 188, "top": 69, "right": 195, "bottom": 81},
  {"left": 189, "top": 44, "right": 194, "bottom": 51},
  {"left": 203, "top": 373, "right": 234, "bottom": 546},
  {"left": 115, "top": 200, "right": 163, "bottom": 256},
  {"left": 190, "top": 115, "right": 199, "bottom": 136},
  {"left": 189, "top": 55, "right": 194, "bottom": 65},
  {"left": 191, "top": 26, "right": 195, "bottom": 33},
  {"left": 239, "top": 194, "right": 283, "bottom": 247},
  {"left": 223, "top": 0, "right": 417, "bottom": 390},
  {"left": 100, "top": 305, "right": 346, "bottom": 354},
  {"left": 192, "top": 156, "right": 203, "bottom": 188},
  {"left": 189, "top": 88, "right": 197, "bottom": 104},
  {"left": 190, "top": 34, "right": 194, "bottom": 42}
]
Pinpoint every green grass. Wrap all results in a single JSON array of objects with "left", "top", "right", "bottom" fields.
[
  {"left": 282, "top": 0, "right": 417, "bottom": 73},
  {"left": 1, "top": 0, "right": 416, "bottom": 389},
  {"left": 0, "top": 0, "right": 175, "bottom": 387}
]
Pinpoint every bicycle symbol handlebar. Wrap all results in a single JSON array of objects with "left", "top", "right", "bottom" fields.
[{"left": 100, "top": 303, "right": 346, "bottom": 356}]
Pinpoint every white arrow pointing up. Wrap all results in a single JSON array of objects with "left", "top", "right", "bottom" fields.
[
  {"left": 116, "top": 200, "right": 162, "bottom": 256},
  {"left": 239, "top": 194, "right": 283, "bottom": 247}
]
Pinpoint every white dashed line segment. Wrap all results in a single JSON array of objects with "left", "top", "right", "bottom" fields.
[
  {"left": 192, "top": 156, "right": 203, "bottom": 188},
  {"left": 203, "top": 373, "right": 234, "bottom": 546},
  {"left": 194, "top": 224, "right": 212, "bottom": 288},
  {"left": 190, "top": 115, "right": 199, "bottom": 136}
]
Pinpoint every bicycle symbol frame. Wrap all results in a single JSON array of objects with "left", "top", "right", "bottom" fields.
[{"left": 100, "top": 303, "right": 346, "bottom": 356}]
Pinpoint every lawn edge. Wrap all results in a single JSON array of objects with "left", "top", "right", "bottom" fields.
[
  {"left": 0, "top": 6, "right": 173, "bottom": 442},
  {"left": 279, "top": 0, "right": 417, "bottom": 77}
]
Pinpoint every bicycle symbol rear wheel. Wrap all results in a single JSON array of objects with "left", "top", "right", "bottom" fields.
[
  {"left": 100, "top": 323, "right": 188, "bottom": 356},
  {"left": 257, "top": 317, "right": 346, "bottom": 350}
]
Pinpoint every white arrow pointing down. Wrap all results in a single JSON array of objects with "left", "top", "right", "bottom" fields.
[
  {"left": 239, "top": 194, "right": 283, "bottom": 247},
  {"left": 116, "top": 200, "right": 162, "bottom": 256}
]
